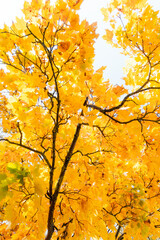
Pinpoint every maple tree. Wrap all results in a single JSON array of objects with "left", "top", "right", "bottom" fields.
[{"left": 0, "top": 0, "right": 160, "bottom": 239}]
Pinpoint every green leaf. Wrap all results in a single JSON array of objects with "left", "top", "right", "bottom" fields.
[
  {"left": 0, "top": 182, "right": 8, "bottom": 201},
  {"left": 7, "top": 162, "right": 19, "bottom": 174},
  {"left": 0, "top": 173, "right": 7, "bottom": 182}
]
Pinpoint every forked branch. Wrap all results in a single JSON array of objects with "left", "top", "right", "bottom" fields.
[{"left": 0, "top": 138, "right": 51, "bottom": 169}]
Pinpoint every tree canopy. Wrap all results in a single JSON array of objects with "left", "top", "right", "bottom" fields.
[{"left": 0, "top": 0, "right": 160, "bottom": 239}]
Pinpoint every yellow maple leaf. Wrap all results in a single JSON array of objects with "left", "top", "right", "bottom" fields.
[
  {"left": 103, "top": 29, "right": 113, "bottom": 43},
  {"left": 67, "top": 0, "right": 83, "bottom": 10}
]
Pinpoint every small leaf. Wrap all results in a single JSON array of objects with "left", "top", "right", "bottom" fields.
[
  {"left": 0, "top": 182, "right": 8, "bottom": 201},
  {"left": 59, "top": 41, "right": 70, "bottom": 52},
  {"left": 103, "top": 29, "right": 113, "bottom": 43},
  {"left": 0, "top": 173, "right": 7, "bottom": 182},
  {"left": 7, "top": 163, "right": 19, "bottom": 174}
]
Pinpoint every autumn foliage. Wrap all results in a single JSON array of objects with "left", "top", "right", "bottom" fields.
[{"left": 0, "top": 0, "right": 160, "bottom": 239}]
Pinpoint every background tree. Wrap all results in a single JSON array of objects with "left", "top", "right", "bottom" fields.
[{"left": 0, "top": 0, "right": 160, "bottom": 239}]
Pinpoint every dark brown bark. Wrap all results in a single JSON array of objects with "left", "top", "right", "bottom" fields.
[{"left": 45, "top": 123, "right": 81, "bottom": 240}]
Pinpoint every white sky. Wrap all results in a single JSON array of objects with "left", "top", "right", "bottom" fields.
[{"left": 0, "top": 0, "right": 159, "bottom": 85}]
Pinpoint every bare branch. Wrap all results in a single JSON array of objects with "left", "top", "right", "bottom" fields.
[
  {"left": 17, "top": 122, "right": 23, "bottom": 145},
  {"left": 46, "top": 123, "right": 81, "bottom": 240},
  {"left": 0, "top": 138, "right": 51, "bottom": 169}
]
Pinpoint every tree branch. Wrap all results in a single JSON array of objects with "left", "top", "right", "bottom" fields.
[
  {"left": 45, "top": 123, "right": 82, "bottom": 240},
  {"left": 0, "top": 138, "right": 51, "bottom": 169}
]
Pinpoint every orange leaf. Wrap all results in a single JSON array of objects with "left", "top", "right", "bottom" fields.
[{"left": 59, "top": 41, "right": 70, "bottom": 52}]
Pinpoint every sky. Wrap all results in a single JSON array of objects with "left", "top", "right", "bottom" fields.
[{"left": 0, "top": 0, "right": 159, "bottom": 85}]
